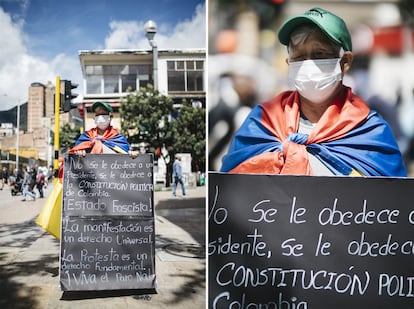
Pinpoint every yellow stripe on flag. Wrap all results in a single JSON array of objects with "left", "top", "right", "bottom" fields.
[{"left": 113, "top": 145, "right": 128, "bottom": 154}]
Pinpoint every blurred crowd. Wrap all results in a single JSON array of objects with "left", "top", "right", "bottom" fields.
[{"left": 2, "top": 165, "right": 52, "bottom": 199}]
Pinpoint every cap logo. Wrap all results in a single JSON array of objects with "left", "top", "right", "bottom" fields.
[{"left": 307, "top": 8, "right": 326, "bottom": 18}]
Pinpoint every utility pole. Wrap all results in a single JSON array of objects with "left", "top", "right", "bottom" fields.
[
  {"left": 54, "top": 76, "right": 61, "bottom": 181},
  {"left": 16, "top": 99, "right": 20, "bottom": 170}
]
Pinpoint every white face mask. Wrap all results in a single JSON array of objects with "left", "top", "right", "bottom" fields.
[
  {"left": 288, "top": 58, "right": 342, "bottom": 104},
  {"left": 94, "top": 115, "right": 111, "bottom": 130}
]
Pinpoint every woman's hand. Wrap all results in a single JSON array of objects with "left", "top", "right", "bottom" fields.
[
  {"left": 74, "top": 150, "right": 86, "bottom": 157},
  {"left": 128, "top": 150, "right": 139, "bottom": 159}
]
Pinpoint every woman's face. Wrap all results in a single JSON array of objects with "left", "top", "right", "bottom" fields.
[{"left": 288, "top": 28, "right": 340, "bottom": 63}]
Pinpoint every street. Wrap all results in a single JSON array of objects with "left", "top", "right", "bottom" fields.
[{"left": 0, "top": 183, "right": 206, "bottom": 309}]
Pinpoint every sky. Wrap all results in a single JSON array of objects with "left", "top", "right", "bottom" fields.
[{"left": 0, "top": 0, "right": 206, "bottom": 110}]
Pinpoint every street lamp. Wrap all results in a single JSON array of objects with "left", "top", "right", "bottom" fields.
[{"left": 144, "top": 20, "right": 158, "bottom": 90}]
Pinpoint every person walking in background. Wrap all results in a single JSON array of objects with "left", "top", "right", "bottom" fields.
[
  {"left": 46, "top": 165, "right": 53, "bottom": 186},
  {"left": 13, "top": 168, "right": 23, "bottom": 186},
  {"left": 36, "top": 169, "right": 45, "bottom": 198},
  {"left": 1, "top": 166, "right": 9, "bottom": 190},
  {"left": 172, "top": 154, "right": 186, "bottom": 198},
  {"left": 21, "top": 166, "right": 36, "bottom": 201},
  {"left": 220, "top": 7, "right": 406, "bottom": 177}
]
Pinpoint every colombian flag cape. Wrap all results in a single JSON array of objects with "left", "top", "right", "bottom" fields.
[
  {"left": 69, "top": 126, "right": 130, "bottom": 154},
  {"left": 36, "top": 126, "right": 130, "bottom": 239},
  {"left": 221, "top": 87, "right": 406, "bottom": 177}
]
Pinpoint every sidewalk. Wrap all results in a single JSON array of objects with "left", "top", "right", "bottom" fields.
[{"left": 0, "top": 185, "right": 206, "bottom": 309}]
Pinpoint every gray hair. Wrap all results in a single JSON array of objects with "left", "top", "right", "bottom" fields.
[{"left": 288, "top": 24, "right": 343, "bottom": 56}]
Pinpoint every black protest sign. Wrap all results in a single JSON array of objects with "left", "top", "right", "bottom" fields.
[
  {"left": 208, "top": 173, "right": 414, "bottom": 308},
  {"left": 60, "top": 154, "right": 156, "bottom": 291}
]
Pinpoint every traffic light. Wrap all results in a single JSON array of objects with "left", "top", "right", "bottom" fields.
[{"left": 61, "top": 80, "right": 79, "bottom": 112}]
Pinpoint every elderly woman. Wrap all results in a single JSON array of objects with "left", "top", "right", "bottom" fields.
[
  {"left": 70, "top": 101, "right": 138, "bottom": 158},
  {"left": 220, "top": 7, "right": 406, "bottom": 177}
]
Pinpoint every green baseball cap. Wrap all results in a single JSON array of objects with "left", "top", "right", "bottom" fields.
[
  {"left": 278, "top": 7, "right": 352, "bottom": 51},
  {"left": 92, "top": 101, "right": 113, "bottom": 113}
]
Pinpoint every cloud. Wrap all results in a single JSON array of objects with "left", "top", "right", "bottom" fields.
[
  {"left": 105, "top": 21, "right": 145, "bottom": 49},
  {"left": 0, "top": 7, "right": 81, "bottom": 109},
  {"left": 0, "top": 8, "right": 26, "bottom": 64},
  {"left": 104, "top": 3, "right": 206, "bottom": 50},
  {"left": 0, "top": 7, "right": 31, "bottom": 101},
  {"left": 0, "top": 3, "right": 206, "bottom": 110}
]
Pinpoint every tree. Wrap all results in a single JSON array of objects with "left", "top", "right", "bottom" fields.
[
  {"left": 120, "top": 85, "right": 175, "bottom": 185},
  {"left": 120, "top": 85, "right": 206, "bottom": 186},
  {"left": 59, "top": 124, "right": 81, "bottom": 153},
  {"left": 171, "top": 100, "right": 206, "bottom": 173}
]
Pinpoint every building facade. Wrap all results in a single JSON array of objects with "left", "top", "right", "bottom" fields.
[
  {"left": 78, "top": 48, "right": 206, "bottom": 128},
  {"left": 78, "top": 48, "right": 206, "bottom": 184},
  {"left": 0, "top": 81, "right": 72, "bottom": 169},
  {"left": 1, "top": 48, "right": 206, "bottom": 174}
]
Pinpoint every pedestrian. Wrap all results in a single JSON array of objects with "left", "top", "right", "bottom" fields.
[
  {"left": 220, "top": 7, "right": 406, "bottom": 177},
  {"left": 1, "top": 166, "right": 9, "bottom": 190},
  {"left": 13, "top": 168, "right": 23, "bottom": 185},
  {"left": 21, "top": 167, "right": 36, "bottom": 201},
  {"left": 36, "top": 169, "right": 45, "bottom": 198},
  {"left": 69, "top": 101, "right": 138, "bottom": 158},
  {"left": 46, "top": 165, "right": 53, "bottom": 184},
  {"left": 172, "top": 154, "right": 186, "bottom": 198}
]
